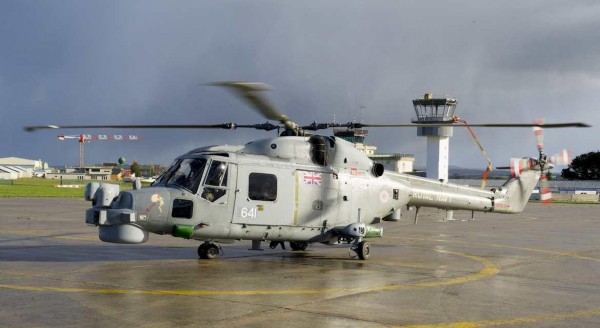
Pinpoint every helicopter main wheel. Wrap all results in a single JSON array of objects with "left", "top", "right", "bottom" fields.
[
  {"left": 198, "top": 242, "right": 220, "bottom": 259},
  {"left": 289, "top": 241, "right": 308, "bottom": 251},
  {"left": 356, "top": 241, "right": 370, "bottom": 260}
]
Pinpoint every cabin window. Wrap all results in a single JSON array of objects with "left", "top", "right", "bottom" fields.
[
  {"left": 201, "top": 161, "right": 228, "bottom": 202},
  {"left": 248, "top": 173, "right": 277, "bottom": 201},
  {"left": 172, "top": 199, "right": 193, "bottom": 219}
]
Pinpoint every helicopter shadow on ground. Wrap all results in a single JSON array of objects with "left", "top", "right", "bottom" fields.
[
  {"left": 0, "top": 240, "right": 344, "bottom": 263},
  {"left": 0, "top": 230, "right": 400, "bottom": 264},
  {"left": 0, "top": 243, "right": 195, "bottom": 263}
]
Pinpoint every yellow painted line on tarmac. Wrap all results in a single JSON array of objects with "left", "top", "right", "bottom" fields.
[
  {"left": 400, "top": 307, "right": 600, "bottom": 328},
  {"left": 522, "top": 216, "right": 538, "bottom": 221},
  {"left": 0, "top": 250, "right": 498, "bottom": 296}
]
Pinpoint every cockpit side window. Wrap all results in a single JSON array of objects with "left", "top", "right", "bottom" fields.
[
  {"left": 165, "top": 158, "right": 206, "bottom": 193},
  {"left": 205, "top": 161, "right": 228, "bottom": 186},
  {"left": 201, "top": 161, "right": 228, "bottom": 202},
  {"left": 156, "top": 159, "right": 181, "bottom": 185}
]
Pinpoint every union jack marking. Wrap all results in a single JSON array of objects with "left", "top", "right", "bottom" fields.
[{"left": 303, "top": 172, "right": 322, "bottom": 186}]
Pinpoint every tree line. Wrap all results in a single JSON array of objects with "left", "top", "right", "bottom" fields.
[{"left": 561, "top": 151, "right": 600, "bottom": 180}]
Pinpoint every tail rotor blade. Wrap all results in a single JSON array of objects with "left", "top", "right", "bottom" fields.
[
  {"left": 510, "top": 158, "right": 534, "bottom": 177},
  {"left": 510, "top": 158, "right": 521, "bottom": 177},
  {"left": 533, "top": 118, "right": 545, "bottom": 153},
  {"left": 549, "top": 149, "right": 572, "bottom": 165},
  {"left": 539, "top": 172, "right": 552, "bottom": 204}
]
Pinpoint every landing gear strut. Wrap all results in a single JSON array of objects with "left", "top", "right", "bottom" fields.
[
  {"left": 289, "top": 241, "right": 308, "bottom": 251},
  {"left": 197, "top": 242, "right": 221, "bottom": 259}
]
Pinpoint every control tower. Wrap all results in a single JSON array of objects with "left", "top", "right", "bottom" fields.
[{"left": 412, "top": 94, "right": 458, "bottom": 182}]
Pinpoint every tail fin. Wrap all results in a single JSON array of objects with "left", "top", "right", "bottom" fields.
[{"left": 493, "top": 170, "right": 541, "bottom": 214}]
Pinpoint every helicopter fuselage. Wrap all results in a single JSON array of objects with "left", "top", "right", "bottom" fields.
[{"left": 84, "top": 135, "right": 540, "bottom": 259}]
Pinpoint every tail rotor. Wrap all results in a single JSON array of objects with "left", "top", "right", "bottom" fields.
[{"left": 502, "top": 119, "right": 573, "bottom": 204}]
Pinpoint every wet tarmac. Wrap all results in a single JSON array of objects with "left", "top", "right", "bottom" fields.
[{"left": 1, "top": 198, "right": 599, "bottom": 327}]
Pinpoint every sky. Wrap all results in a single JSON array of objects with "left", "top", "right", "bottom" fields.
[{"left": 2, "top": 0, "right": 599, "bottom": 170}]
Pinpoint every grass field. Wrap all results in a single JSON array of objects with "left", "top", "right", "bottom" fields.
[{"left": 0, "top": 178, "right": 139, "bottom": 197}]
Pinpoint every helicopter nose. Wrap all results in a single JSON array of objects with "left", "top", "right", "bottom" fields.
[
  {"left": 85, "top": 187, "right": 148, "bottom": 244},
  {"left": 85, "top": 183, "right": 168, "bottom": 244}
]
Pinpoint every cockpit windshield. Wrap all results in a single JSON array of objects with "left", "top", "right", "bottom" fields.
[{"left": 164, "top": 158, "right": 207, "bottom": 193}]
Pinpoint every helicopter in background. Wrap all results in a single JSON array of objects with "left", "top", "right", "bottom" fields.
[{"left": 25, "top": 82, "right": 589, "bottom": 260}]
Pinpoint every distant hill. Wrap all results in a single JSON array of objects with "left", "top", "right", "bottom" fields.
[
  {"left": 449, "top": 166, "right": 511, "bottom": 179},
  {"left": 413, "top": 166, "right": 511, "bottom": 179}
]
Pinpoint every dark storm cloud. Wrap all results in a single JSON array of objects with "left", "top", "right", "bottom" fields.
[{"left": 1, "top": 0, "right": 598, "bottom": 169}]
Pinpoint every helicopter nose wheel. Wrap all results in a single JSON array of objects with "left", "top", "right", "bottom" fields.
[
  {"left": 198, "top": 242, "right": 221, "bottom": 259},
  {"left": 350, "top": 240, "right": 370, "bottom": 260}
]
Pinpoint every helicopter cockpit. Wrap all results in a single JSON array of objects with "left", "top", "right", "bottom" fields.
[
  {"left": 157, "top": 156, "right": 229, "bottom": 203},
  {"left": 163, "top": 158, "right": 207, "bottom": 193}
]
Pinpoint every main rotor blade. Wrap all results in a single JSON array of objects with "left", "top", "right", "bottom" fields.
[
  {"left": 26, "top": 121, "right": 590, "bottom": 133},
  {"left": 25, "top": 123, "right": 241, "bottom": 132},
  {"left": 210, "top": 82, "right": 293, "bottom": 126},
  {"left": 353, "top": 122, "right": 590, "bottom": 128}
]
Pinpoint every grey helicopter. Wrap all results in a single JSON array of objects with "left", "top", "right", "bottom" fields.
[{"left": 25, "top": 82, "right": 589, "bottom": 260}]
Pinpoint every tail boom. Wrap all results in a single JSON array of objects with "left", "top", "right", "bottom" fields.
[{"left": 390, "top": 170, "right": 540, "bottom": 215}]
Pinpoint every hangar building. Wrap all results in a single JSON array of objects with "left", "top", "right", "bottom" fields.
[{"left": 0, "top": 157, "right": 47, "bottom": 179}]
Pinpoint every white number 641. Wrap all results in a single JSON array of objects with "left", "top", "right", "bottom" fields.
[{"left": 240, "top": 207, "right": 257, "bottom": 219}]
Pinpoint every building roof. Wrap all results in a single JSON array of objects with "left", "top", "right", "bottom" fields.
[
  {"left": 369, "top": 153, "right": 415, "bottom": 160},
  {"left": 0, "top": 165, "right": 28, "bottom": 173},
  {"left": 0, "top": 157, "right": 38, "bottom": 166}
]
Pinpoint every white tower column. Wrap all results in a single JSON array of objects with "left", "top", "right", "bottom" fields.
[{"left": 426, "top": 136, "right": 449, "bottom": 182}]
